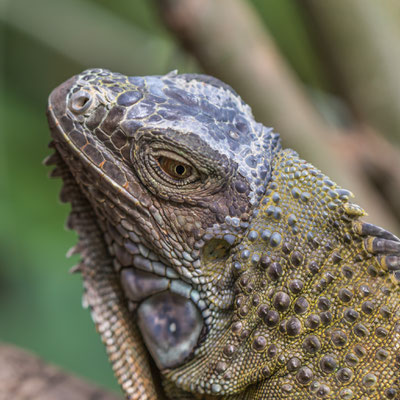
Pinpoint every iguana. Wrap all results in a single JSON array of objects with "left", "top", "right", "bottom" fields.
[{"left": 46, "top": 69, "right": 400, "bottom": 399}]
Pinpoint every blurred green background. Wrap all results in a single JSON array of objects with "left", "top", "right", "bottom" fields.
[
  {"left": 0, "top": 1, "right": 306, "bottom": 393},
  {"left": 1, "top": 0, "right": 399, "bottom": 395}
]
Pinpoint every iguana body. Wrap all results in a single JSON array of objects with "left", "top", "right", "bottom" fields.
[{"left": 46, "top": 69, "right": 400, "bottom": 399}]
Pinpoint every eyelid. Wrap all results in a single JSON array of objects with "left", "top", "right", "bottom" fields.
[{"left": 153, "top": 150, "right": 192, "bottom": 166}]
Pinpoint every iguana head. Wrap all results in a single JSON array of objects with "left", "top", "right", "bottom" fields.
[{"left": 47, "top": 69, "right": 400, "bottom": 399}]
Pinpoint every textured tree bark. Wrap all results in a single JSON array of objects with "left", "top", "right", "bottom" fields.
[
  {"left": 0, "top": 344, "right": 122, "bottom": 400},
  {"left": 156, "top": 0, "right": 400, "bottom": 234}
]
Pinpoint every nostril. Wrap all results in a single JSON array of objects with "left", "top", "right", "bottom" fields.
[{"left": 69, "top": 90, "right": 93, "bottom": 114}]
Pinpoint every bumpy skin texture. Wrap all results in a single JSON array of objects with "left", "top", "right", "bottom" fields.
[{"left": 46, "top": 69, "right": 400, "bottom": 400}]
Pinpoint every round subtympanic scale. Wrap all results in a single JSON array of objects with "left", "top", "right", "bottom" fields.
[{"left": 137, "top": 291, "right": 203, "bottom": 369}]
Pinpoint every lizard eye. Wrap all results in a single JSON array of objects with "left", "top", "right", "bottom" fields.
[
  {"left": 131, "top": 142, "right": 205, "bottom": 194},
  {"left": 148, "top": 150, "right": 201, "bottom": 186},
  {"left": 157, "top": 156, "right": 192, "bottom": 180}
]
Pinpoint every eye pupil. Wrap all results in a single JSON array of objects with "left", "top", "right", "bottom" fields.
[
  {"left": 175, "top": 165, "right": 185, "bottom": 175},
  {"left": 157, "top": 156, "right": 192, "bottom": 180}
]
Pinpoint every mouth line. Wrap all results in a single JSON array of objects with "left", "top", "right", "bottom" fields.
[
  {"left": 48, "top": 94, "right": 214, "bottom": 340},
  {"left": 47, "top": 103, "right": 144, "bottom": 211},
  {"left": 49, "top": 101, "right": 204, "bottom": 290}
]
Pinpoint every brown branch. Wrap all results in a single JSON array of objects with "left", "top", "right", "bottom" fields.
[
  {"left": 0, "top": 343, "right": 122, "bottom": 400},
  {"left": 156, "top": 0, "right": 399, "bottom": 234},
  {"left": 300, "top": 0, "right": 400, "bottom": 147}
]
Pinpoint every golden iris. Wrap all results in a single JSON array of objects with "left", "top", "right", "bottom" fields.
[{"left": 157, "top": 156, "right": 192, "bottom": 179}]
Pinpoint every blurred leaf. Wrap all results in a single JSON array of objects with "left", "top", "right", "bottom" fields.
[{"left": 1, "top": 0, "right": 195, "bottom": 76}]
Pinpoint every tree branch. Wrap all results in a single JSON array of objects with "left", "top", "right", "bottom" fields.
[
  {"left": 0, "top": 344, "right": 122, "bottom": 400},
  {"left": 300, "top": 0, "right": 400, "bottom": 147}
]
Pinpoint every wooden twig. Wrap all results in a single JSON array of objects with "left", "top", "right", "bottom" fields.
[{"left": 0, "top": 344, "right": 122, "bottom": 400}]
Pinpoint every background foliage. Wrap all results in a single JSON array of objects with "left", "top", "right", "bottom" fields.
[{"left": 1, "top": 0, "right": 399, "bottom": 395}]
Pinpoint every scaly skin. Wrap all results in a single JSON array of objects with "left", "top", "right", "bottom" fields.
[{"left": 46, "top": 69, "right": 400, "bottom": 399}]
